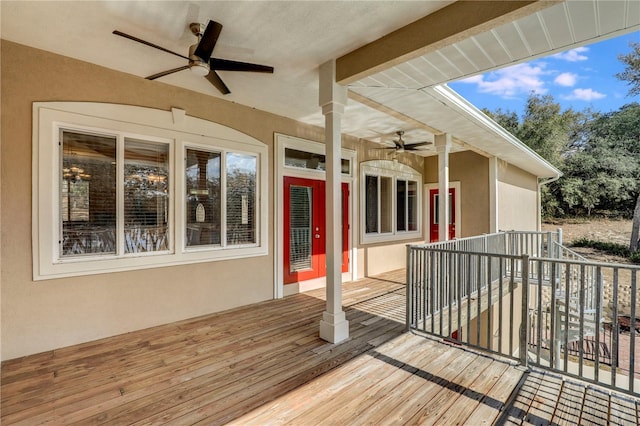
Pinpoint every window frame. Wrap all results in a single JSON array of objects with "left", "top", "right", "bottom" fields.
[
  {"left": 33, "top": 103, "right": 268, "bottom": 280},
  {"left": 360, "top": 160, "right": 422, "bottom": 244}
]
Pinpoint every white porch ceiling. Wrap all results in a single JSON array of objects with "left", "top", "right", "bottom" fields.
[{"left": 2, "top": 1, "right": 638, "bottom": 178}]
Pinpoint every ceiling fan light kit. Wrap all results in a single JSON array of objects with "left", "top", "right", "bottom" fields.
[
  {"left": 113, "top": 20, "right": 274, "bottom": 95},
  {"left": 188, "top": 44, "right": 209, "bottom": 76}
]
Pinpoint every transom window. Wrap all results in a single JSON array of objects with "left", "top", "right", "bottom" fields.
[
  {"left": 360, "top": 160, "right": 422, "bottom": 244},
  {"left": 33, "top": 103, "right": 267, "bottom": 280}
]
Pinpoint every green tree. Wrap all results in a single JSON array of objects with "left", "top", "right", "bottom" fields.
[
  {"left": 481, "top": 107, "right": 519, "bottom": 136},
  {"left": 616, "top": 41, "right": 640, "bottom": 97},
  {"left": 518, "top": 94, "right": 583, "bottom": 167},
  {"left": 483, "top": 94, "right": 584, "bottom": 218},
  {"left": 616, "top": 41, "right": 640, "bottom": 250}
]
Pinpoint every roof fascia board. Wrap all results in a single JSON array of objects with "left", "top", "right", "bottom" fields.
[
  {"left": 431, "top": 85, "right": 562, "bottom": 178},
  {"left": 336, "top": 0, "right": 559, "bottom": 85}
]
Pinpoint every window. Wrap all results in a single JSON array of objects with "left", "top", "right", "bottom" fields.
[
  {"left": 186, "top": 149, "right": 221, "bottom": 247},
  {"left": 361, "top": 160, "right": 422, "bottom": 244},
  {"left": 397, "top": 179, "right": 418, "bottom": 232},
  {"left": 34, "top": 103, "right": 267, "bottom": 280},
  {"left": 61, "top": 130, "right": 117, "bottom": 256},
  {"left": 284, "top": 148, "right": 351, "bottom": 174}
]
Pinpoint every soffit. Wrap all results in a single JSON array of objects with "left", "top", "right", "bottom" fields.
[
  {"left": 1, "top": 1, "right": 638, "bottom": 178},
  {"left": 343, "top": 0, "right": 639, "bottom": 178}
]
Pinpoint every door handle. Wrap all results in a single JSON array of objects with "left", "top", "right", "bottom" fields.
[{"left": 315, "top": 234, "right": 321, "bottom": 239}]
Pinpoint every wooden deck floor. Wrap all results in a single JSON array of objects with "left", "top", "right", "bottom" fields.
[{"left": 2, "top": 270, "right": 639, "bottom": 425}]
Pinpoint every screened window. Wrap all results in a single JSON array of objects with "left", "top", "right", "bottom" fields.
[
  {"left": 60, "top": 130, "right": 170, "bottom": 258},
  {"left": 61, "top": 130, "right": 117, "bottom": 256},
  {"left": 34, "top": 103, "right": 268, "bottom": 280},
  {"left": 365, "top": 175, "right": 393, "bottom": 234},
  {"left": 397, "top": 179, "right": 418, "bottom": 232},
  {"left": 124, "top": 139, "right": 169, "bottom": 253},
  {"left": 361, "top": 160, "right": 422, "bottom": 243},
  {"left": 186, "top": 149, "right": 221, "bottom": 247},
  {"left": 226, "top": 153, "right": 257, "bottom": 245}
]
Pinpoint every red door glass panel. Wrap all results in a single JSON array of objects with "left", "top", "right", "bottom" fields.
[
  {"left": 284, "top": 177, "right": 348, "bottom": 284},
  {"left": 429, "top": 188, "right": 456, "bottom": 242}
]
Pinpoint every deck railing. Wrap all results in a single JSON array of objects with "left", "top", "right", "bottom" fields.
[{"left": 406, "top": 231, "right": 639, "bottom": 396}]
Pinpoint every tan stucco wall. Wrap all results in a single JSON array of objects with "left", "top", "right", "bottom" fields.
[
  {"left": 355, "top": 239, "right": 422, "bottom": 278},
  {"left": 0, "top": 40, "right": 288, "bottom": 360},
  {"left": 497, "top": 160, "right": 539, "bottom": 231},
  {"left": 0, "top": 41, "right": 427, "bottom": 360},
  {"left": 424, "top": 150, "right": 490, "bottom": 238}
]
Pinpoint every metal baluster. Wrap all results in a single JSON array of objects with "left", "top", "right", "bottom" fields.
[
  {"left": 537, "top": 259, "right": 543, "bottom": 365},
  {"left": 487, "top": 255, "right": 493, "bottom": 352},
  {"left": 594, "top": 266, "right": 602, "bottom": 383},
  {"left": 520, "top": 255, "right": 529, "bottom": 367},
  {"left": 611, "top": 268, "right": 619, "bottom": 388},
  {"left": 509, "top": 257, "right": 515, "bottom": 357},
  {"left": 630, "top": 270, "right": 636, "bottom": 394},
  {"left": 578, "top": 264, "right": 585, "bottom": 377},
  {"left": 406, "top": 245, "right": 413, "bottom": 331},
  {"left": 498, "top": 257, "right": 504, "bottom": 355}
]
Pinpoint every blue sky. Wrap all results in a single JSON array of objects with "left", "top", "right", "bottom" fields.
[{"left": 449, "top": 31, "right": 640, "bottom": 117}]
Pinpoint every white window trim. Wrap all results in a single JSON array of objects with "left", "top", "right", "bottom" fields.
[
  {"left": 360, "top": 160, "right": 422, "bottom": 245},
  {"left": 33, "top": 102, "right": 268, "bottom": 280},
  {"left": 273, "top": 134, "right": 357, "bottom": 298},
  {"left": 424, "top": 181, "right": 462, "bottom": 241}
]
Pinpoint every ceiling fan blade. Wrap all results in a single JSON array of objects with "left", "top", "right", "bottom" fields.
[
  {"left": 113, "top": 30, "right": 189, "bottom": 61},
  {"left": 405, "top": 142, "right": 432, "bottom": 149},
  {"left": 205, "top": 70, "right": 231, "bottom": 95},
  {"left": 146, "top": 65, "right": 190, "bottom": 80},
  {"left": 194, "top": 20, "right": 223, "bottom": 61},
  {"left": 210, "top": 58, "right": 274, "bottom": 73}
]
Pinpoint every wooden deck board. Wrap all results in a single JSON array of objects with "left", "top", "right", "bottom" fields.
[
  {"left": 503, "top": 370, "right": 544, "bottom": 425},
  {"left": 3, "top": 269, "right": 639, "bottom": 425},
  {"left": 609, "top": 390, "right": 639, "bottom": 425},
  {"left": 581, "top": 386, "right": 611, "bottom": 425},
  {"left": 524, "top": 370, "right": 563, "bottom": 425},
  {"left": 551, "top": 381, "right": 585, "bottom": 425}
]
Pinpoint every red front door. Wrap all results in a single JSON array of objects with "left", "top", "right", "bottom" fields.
[
  {"left": 283, "top": 177, "right": 348, "bottom": 284},
  {"left": 429, "top": 188, "right": 456, "bottom": 242}
]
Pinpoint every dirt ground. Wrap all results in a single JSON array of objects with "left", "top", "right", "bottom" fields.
[{"left": 542, "top": 219, "right": 633, "bottom": 264}]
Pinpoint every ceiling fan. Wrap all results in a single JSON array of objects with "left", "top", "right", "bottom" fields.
[
  {"left": 113, "top": 20, "right": 274, "bottom": 95},
  {"left": 379, "top": 131, "right": 432, "bottom": 154}
]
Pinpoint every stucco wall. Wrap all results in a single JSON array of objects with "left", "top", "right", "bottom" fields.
[
  {"left": 497, "top": 160, "right": 539, "bottom": 231},
  {"left": 0, "top": 41, "right": 286, "bottom": 360},
  {"left": 0, "top": 41, "right": 427, "bottom": 360},
  {"left": 424, "top": 150, "right": 490, "bottom": 238}
]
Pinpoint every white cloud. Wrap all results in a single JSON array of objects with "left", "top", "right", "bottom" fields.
[
  {"left": 458, "top": 63, "right": 548, "bottom": 98},
  {"left": 554, "top": 72, "right": 577, "bottom": 87},
  {"left": 562, "top": 88, "right": 606, "bottom": 101},
  {"left": 553, "top": 47, "right": 589, "bottom": 62}
]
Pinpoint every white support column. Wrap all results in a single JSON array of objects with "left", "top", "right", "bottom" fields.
[
  {"left": 318, "top": 60, "right": 349, "bottom": 344},
  {"left": 489, "top": 156, "right": 499, "bottom": 233},
  {"left": 435, "top": 133, "right": 451, "bottom": 242}
]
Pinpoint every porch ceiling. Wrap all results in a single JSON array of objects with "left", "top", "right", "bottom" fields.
[{"left": 2, "top": 1, "right": 638, "bottom": 178}]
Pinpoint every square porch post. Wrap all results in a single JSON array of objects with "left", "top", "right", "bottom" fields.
[
  {"left": 435, "top": 133, "right": 451, "bottom": 242},
  {"left": 318, "top": 59, "right": 349, "bottom": 343}
]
